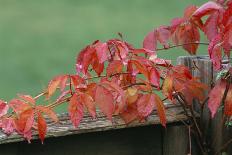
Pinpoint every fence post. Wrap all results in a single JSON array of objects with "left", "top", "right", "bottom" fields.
[{"left": 177, "top": 55, "right": 232, "bottom": 155}]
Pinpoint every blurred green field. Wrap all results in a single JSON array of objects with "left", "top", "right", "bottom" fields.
[{"left": 0, "top": 0, "right": 208, "bottom": 110}]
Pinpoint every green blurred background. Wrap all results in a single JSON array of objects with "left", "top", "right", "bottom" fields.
[{"left": 0, "top": 0, "right": 207, "bottom": 102}]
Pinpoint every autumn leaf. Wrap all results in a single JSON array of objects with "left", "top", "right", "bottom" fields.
[
  {"left": 172, "top": 23, "right": 200, "bottom": 55},
  {"left": 14, "top": 108, "right": 34, "bottom": 142},
  {"left": 208, "top": 80, "right": 226, "bottom": 118},
  {"left": 192, "top": 1, "right": 223, "bottom": 19},
  {"left": 68, "top": 93, "right": 84, "bottom": 128},
  {"left": 130, "top": 59, "right": 149, "bottom": 79},
  {"left": 9, "top": 99, "right": 31, "bottom": 114},
  {"left": 70, "top": 75, "right": 85, "bottom": 89},
  {"left": 46, "top": 75, "right": 68, "bottom": 99},
  {"left": 162, "top": 75, "right": 174, "bottom": 100},
  {"left": 79, "top": 93, "right": 96, "bottom": 118},
  {"left": 126, "top": 87, "right": 139, "bottom": 104},
  {"left": 156, "top": 26, "right": 171, "bottom": 48},
  {"left": 208, "top": 34, "right": 222, "bottom": 70},
  {"left": 120, "top": 104, "right": 139, "bottom": 124},
  {"left": 95, "top": 85, "right": 114, "bottom": 121},
  {"left": 37, "top": 112, "right": 47, "bottom": 144},
  {"left": 153, "top": 94, "right": 166, "bottom": 127},
  {"left": 106, "top": 60, "right": 123, "bottom": 77},
  {"left": 143, "top": 30, "right": 157, "bottom": 51},
  {"left": 0, "top": 100, "right": 9, "bottom": 117},
  {"left": 95, "top": 41, "right": 108, "bottom": 63},
  {"left": 203, "top": 13, "right": 219, "bottom": 41},
  {"left": 137, "top": 94, "right": 155, "bottom": 117},
  {"left": 36, "top": 106, "right": 59, "bottom": 123},
  {"left": 149, "top": 68, "right": 160, "bottom": 88},
  {"left": 0, "top": 118, "right": 14, "bottom": 134},
  {"left": 18, "top": 94, "right": 36, "bottom": 105}
]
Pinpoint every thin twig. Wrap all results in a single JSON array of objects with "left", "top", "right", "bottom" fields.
[{"left": 156, "top": 42, "right": 209, "bottom": 51}]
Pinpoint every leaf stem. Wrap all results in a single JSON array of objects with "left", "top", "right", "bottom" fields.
[{"left": 156, "top": 42, "right": 209, "bottom": 51}]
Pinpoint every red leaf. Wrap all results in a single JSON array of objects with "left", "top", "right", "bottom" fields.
[
  {"left": 130, "top": 60, "right": 149, "bottom": 79},
  {"left": 203, "top": 13, "right": 219, "bottom": 41},
  {"left": 208, "top": 80, "right": 226, "bottom": 118},
  {"left": 137, "top": 94, "right": 155, "bottom": 117},
  {"left": 0, "top": 100, "right": 9, "bottom": 117},
  {"left": 208, "top": 35, "right": 222, "bottom": 70},
  {"left": 76, "top": 46, "right": 95, "bottom": 75},
  {"left": 222, "top": 24, "right": 232, "bottom": 55},
  {"left": 173, "top": 23, "right": 200, "bottom": 55},
  {"left": 222, "top": 2, "right": 232, "bottom": 26},
  {"left": 95, "top": 41, "right": 108, "bottom": 63},
  {"left": 95, "top": 85, "right": 114, "bottom": 121},
  {"left": 14, "top": 108, "right": 34, "bottom": 142},
  {"left": 37, "top": 112, "right": 47, "bottom": 144},
  {"left": 36, "top": 106, "right": 59, "bottom": 123},
  {"left": 192, "top": 1, "right": 223, "bottom": 18},
  {"left": 70, "top": 75, "right": 85, "bottom": 89},
  {"left": 18, "top": 94, "right": 36, "bottom": 105},
  {"left": 156, "top": 26, "right": 171, "bottom": 48},
  {"left": 68, "top": 93, "right": 84, "bottom": 128},
  {"left": 153, "top": 94, "right": 166, "bottom": 127},
  {"left": 100, "top": 81, "right": 126, "bottom": 114},
  {"left": 120, "top": 104, "right": 139, "bottom": 124},
  {"left": 91, "top": 56, "right": 104, "bottom": 76},
  {"left": 143, "top": 30, "right": 157, "bottom": 51},
  {"left": 79, "top": 93, "right": 96, "bottom": 118},
  {"left": 184, "top": 5, "right": 198, "bottom": 19},
  {"left": 149, "top": 68, "right": 160, "bottom": 88},
  {"left": 106, "top": 60, "right": 123, "bottom": 77}
]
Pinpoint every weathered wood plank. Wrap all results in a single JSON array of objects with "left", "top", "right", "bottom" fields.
[
  {"left": 163, "top": 125, "right": 189, "bottom": 155},
  {"left": 0, "top": 104, "right": 187, "bottom": 144},
  {"left": 177, "top": 55, "right": 232, "bottom": 155}
]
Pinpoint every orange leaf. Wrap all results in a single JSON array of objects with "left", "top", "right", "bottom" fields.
[
  {"left": 36, "top": 106, "right": 59, "bottom": 123},
  {"left": 153, "top": 94, "right": 166, "bottom": 127},
  {"left": 130, "top": 60, "right": 149, "bottom": 79},
  {"left": 37, "top": 112, "right": 47, "bottom": 144},
  {"left": 14, "top": 108, "right": 34, "bottom": 142},
  {"left": 162, "top": 75, "right": 174, "bottom": 100}
]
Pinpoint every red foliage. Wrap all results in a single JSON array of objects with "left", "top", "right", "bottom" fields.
[{"left": 0, "top": 0, "right": 231, "bottom": 145}]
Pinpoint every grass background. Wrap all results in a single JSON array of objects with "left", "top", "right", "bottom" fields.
[{"left": 0, "top": 0, "right": 208, "bottom": 108}]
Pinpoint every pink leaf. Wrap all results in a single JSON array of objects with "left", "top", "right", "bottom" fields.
[
  {"left": 95, "top": 85, "right": 114, "bottom": 121},
  {"left": 208, "top": 80, "right": 226, "bottom": 118},
  {"left": 95, "top": 41, "right": 108, "bottom": 63},
  {"left": 143, "top": 30, "right": 157, "bottom": 51}
]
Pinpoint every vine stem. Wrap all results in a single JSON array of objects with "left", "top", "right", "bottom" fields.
[{"left": 156, "top": 42, "right": 209, "bottom": 51}]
